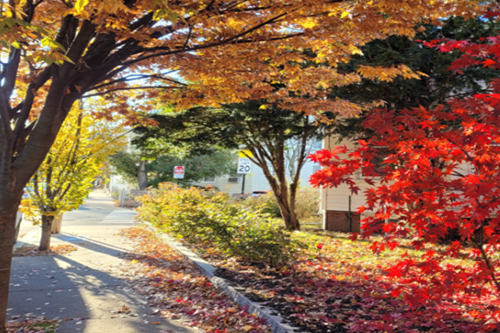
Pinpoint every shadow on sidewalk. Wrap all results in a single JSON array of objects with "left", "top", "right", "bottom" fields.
[{"left": 9, "top": 234, "right": 191, "bottom": 333}]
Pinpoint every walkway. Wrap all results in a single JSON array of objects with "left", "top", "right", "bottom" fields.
[{"left": 9, "top": 190, "right": 195, "bottom": 333}]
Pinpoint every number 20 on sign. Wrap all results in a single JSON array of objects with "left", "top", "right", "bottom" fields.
[{"left": 237, "top": 158, "right": 251, "bottom": 174}]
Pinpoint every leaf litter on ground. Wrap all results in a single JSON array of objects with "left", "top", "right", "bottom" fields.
[
  {"left": 149, "top": 225, "right": 500, "bottom": 333},
  {"left": 6, "top": 318, "right": 57, "bottom": 333},
  {"left": 13, "top": 244, "right": 77, "bottom": 257},
  {"left": 119, "top": 226, "right": 272, "bottom": 333}
]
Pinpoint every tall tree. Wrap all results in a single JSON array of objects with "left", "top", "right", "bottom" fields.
[
  {"left": 0, "top": 0, "right": 485, "bottom": 330},
  {"left": 134, "top": 101, "right": 336, "bottom": 230},
  {"left": 21, "top": 106, "right": 126, "bottom": 250}
]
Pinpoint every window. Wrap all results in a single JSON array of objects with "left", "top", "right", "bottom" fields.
[{"left": 227, "top": 177, "right": 239, "bottom": 183}]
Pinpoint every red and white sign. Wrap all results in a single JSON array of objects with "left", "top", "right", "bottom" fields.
[{"left": 173, "top": 166, "right": 185, "bottom": 179}]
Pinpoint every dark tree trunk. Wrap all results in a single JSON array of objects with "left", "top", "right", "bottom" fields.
[
  {"left": 39, "top": 215, "right": 55, "bottom": 251},
  {"left": 138, "top": 159, "right": 148, "bottom": 190},
  {"left": 0, "top": 188, "right": 23, "bottom": 333}
]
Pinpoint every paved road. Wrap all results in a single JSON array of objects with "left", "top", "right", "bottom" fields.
[{"left": 9, "top": 190, "right": 195, "bottom": 333}]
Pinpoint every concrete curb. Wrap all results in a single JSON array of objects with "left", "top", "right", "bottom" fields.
[{"left": 157, "top": 233, "right": 302, "bottom": 333}]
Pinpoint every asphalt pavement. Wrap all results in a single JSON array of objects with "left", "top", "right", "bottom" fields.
[{"left": 8, "top": 190, "right": 196, "bottom": 333}]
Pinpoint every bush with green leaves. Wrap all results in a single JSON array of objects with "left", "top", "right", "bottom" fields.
[{"left": 136, "top": 183, "right": 302, "bottom": 268}]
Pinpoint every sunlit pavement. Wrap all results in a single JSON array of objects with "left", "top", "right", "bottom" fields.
[{"left": 8, "top": 190, "right": 196, "bottom": 333}]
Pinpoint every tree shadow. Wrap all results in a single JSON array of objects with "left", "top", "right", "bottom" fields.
[{"left": 9, "top": 238, "right": 192, "bottom": 333}]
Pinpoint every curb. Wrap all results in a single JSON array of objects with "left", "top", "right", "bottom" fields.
[{"left": 157, "top": 233, "right": 302, "bottom": 333}]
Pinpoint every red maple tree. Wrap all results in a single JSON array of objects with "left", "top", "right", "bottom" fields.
[{"left": 310, "top": 12, "right": 500, "bottom": 315}]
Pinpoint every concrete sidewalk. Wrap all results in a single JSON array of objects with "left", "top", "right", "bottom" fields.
[{"left": 8, "top": 190, "right": 196, "bottom": 333}]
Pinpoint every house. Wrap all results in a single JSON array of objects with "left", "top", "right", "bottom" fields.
[
  {"left": 194, "top": 141, "right": 323, "bottom": 196},
  {"left": 319, "top": 135, "right": 473, "bottom": 233}
]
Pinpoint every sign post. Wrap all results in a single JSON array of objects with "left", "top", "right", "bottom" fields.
[
  {"left": 237, "top": 151, "right": 252, "bottom": 195},
  {"left": 173, "top": 166, "right": 185, "bottom": 185}
]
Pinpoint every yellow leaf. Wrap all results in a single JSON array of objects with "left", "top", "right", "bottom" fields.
[
  {"left": 341, "top": 11, "right": 350, "bottom": 19},
  {"left": 243, "top": 326, "right": 254, "bottom": 332},
  {"left": 75, "top": 0, "right": 89, "bottom": 12}
]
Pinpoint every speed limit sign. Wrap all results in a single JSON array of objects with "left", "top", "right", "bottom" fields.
[{"left": 237, "top": 158, "right": 251, "bottom": 174}]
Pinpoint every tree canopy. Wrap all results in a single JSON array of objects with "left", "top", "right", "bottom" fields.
[
  {"left": 109, "top": 149, "right": 236, "bottom": 188},
  {"left": 327, "top": 16, "right": 500, "bottom": 141},
  {"left": 21, "top": 104, "right": 126, "bottom": 250}
]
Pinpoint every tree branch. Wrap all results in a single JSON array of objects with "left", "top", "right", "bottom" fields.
[{"left": 82, "top": 85, "right": 181, "bottom": 98}]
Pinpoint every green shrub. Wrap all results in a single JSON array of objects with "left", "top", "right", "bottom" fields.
[
  {"left": 136, "top": 183, "right": 302, "bottom": 268},
  {"left": 243, "top": 193, "right": 282, "bottom": 217}
]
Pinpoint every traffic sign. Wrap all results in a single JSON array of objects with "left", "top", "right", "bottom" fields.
[
  {"left": 238, "top": 150, "right": 253, "bottom": 158},
  {"left": 237, "top": 158, "right": 251, "bottom": 174},
  {"left": 173, "top": 166, "right": 185, "bottom": 179}
]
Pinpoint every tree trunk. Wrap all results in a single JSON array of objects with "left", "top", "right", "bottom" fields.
[
  {"left": 40, "top": 215, "right": 55, "bottom": 251},
  {"left": 138, "top": 159, "right": 148, "bottom": 190},
  {"left": 0, "top": 196, "right": 22, "bottom": 333},
  {"left": 274, "top": 187, "right": 301, "bottom": 231}
]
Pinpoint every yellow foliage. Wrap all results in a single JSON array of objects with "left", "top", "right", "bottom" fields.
[{"left": 21, "top": 104, "right": 127, "bottom": 223}]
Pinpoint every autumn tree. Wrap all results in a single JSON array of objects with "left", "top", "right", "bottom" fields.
[
  {"left": 310, "top": 17, "right": 500, "bottom": 309},
  {"left": 21, "top": 105, "right": 126, "bottom": 251},
  {"left": 108, "top": 148, "right": 236, "bottom": 188},
  {"left": 134, "top": 101, "right": 336, "bottom": 230},
  {"left": 327, "top": 15, "right": 500, "bottom": 141},
  {"left": 0, "top": 0, "right": 485, "bottom": 330}
]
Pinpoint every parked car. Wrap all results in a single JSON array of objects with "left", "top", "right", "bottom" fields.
[{"left": 251, "top": 191, "right": 269, "bottom": 197}]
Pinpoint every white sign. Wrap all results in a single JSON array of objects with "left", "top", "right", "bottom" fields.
[
  {"left": 173, "top": 166, "right": 185, "bottom": 179},
  {"left": 237, "top": 158, "right": 251, "bottom": 174}
]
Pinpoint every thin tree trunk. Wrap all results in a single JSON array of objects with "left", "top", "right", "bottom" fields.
[
  {"left": 39, "top": 214, "right": 55, "bottom": 251},
  {"left": 138, "top": 159, "right": 148, "bottom": 190}
]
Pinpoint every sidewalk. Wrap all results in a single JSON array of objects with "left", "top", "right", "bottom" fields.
[{"left": 8, "top": 190, "right": 196, "bottom": 333}]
